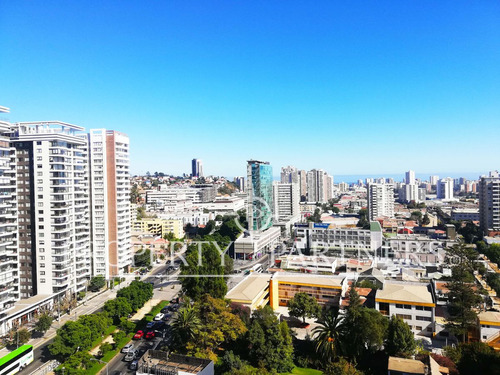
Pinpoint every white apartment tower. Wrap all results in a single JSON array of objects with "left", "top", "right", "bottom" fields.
[
  {"left": 298, "top": 170, "right": 307, "bottom": 201},
  {"left": 405, "top": 170, "right": 416, "bottom": 185},
  {"left": 479, "top": 171, "right": 500, "bottom": 236},
  {"left": 280, "top": 166, "right": 299, "bottom": 184},
  {"left": 437, "top": 177, "right": 454, "bottom": 201},
  {"left": 0, "top": 106, "right": 19, "bottom": 318},
  {"left": 272, "top": 182, "right": 300, "bottom": 223},
  {"left": 88, "top": 129, "right": 131, "bottom": 279},
  {"left": 367, "top": 182, "right": 395, "bottom": 221},
  {"left": 12, "top": 122, "right": 91, "bottom": 297}
]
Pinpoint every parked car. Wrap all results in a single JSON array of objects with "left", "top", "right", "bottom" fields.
[
  {"left": 162, "top": 313, "right": 172, "bottom": 321},
  {"left": 133, "top": 330, "right": 144, "bottom": 340},
  {"left": 129, "top": 360, "right": 139, "bottom": 370},
  {"left": 145, "top": 331, "right": 155, "bottom": 339},
  {"left": 154, "top": 313, "right": 164, "bottom": 321},
  {"left": 121, "top": 344, "right": 134, "bottom": 353},
  {"left": 168, "top": 304, "right": 179, "bottom": 312},
  {"left": 146, "top": 321, "right": 155, "bottom": 329},
  {"left": 124, "top": 350, "right": 137, "bottom": 362},
  {"left": 160, "top": 306, "right": 170, "bottom": 314}
]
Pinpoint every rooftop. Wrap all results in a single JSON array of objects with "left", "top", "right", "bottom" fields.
[
  {"left": 138, "top": 350, "right": 212, "bottom": 375},
  {"left": 388, "top": 356, "right": 425, "bottom": 374},
  {"left": 376, "top": 281, "right": 434, "bottom": 306},
  {"left": 478, "top": 311, "right": 500, "bottom": 324},
  {"left": 226, "top": 274, "right": 271, "bottom": 303},
  {"left": 274, "top": 273, "right": 344, "bottom": 288}
]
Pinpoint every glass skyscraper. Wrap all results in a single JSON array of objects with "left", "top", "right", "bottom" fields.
[{"left": 247, "top": 160, "right": 273, "bottom": 232}]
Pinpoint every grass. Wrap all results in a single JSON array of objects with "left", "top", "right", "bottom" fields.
[
  {"left": 282, "top": 368, "right": 323, "bottom": 375},
  {"left": 144, "top": 300, "right": 169, "bottom": 323}
]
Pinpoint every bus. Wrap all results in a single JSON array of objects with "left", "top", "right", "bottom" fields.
[{"left": 0, "top": 345, "right": 34, "bottom": 375}]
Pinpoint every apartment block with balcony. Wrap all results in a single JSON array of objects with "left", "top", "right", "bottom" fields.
[
  {"left": 12, "top": 121, "right": 91, "bottom": 297},
  {"left": 0, "top": 106, "right": 19, "bottom": 321},
  {"left": 479, "top": 171, "right": 500, "bottom": 237},
  {"left": 88, "top": 129, "right": 131, "bottom": 279}
]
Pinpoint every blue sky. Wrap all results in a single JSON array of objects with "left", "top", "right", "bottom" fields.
[{"left": 1, "top": 1, "right": 499, "bottom": 178}]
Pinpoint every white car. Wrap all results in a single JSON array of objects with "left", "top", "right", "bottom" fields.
[
  {"left": 154, "top": 313, "right": 164, "bottom": 321},
  {"left": 121, "top": 344, "right": 134, "bottom": 353}
]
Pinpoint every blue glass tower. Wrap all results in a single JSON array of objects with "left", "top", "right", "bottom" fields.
[{"left": 247, "top": 160, "right": 273, "bottom": 232}]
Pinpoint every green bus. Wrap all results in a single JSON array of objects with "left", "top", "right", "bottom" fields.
[{"left": 0, "top": 345, "right": 34, "bottom": 375}]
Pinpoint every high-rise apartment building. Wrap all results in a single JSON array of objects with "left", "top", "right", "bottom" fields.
[
  {"left": 234, "top": 176, "right": 245, "bottom": 192},
  {"left": 430, "top": 175, "right": 439, "bottom": 186},
  {"left": 0, "top": 106, "right": 19, "bottom": 319},
  {"left": 479, "top": 171, "right": 500, "bottom": 236},
  {"left": 367, "top": 183, "right": 394, "bottom": 221},
  {"left": 247, "top": 160, "right": 273, "bottom": 232},
  {"left": 405, "top": 170, "right": 415, "bottom": 185},
  {"left": 280, "top": 166, "right": 298, "bottom": 184},
  {"left": 88, "top": 129, "right": 131, "bottom": 279},
  {"left": 12, "top": 121, "right": 91, "bottom": 297},
  {"left": 298, "top": 170, "right": 307, "bottom": 201},
  {"left": 437, "top": 178, "right": 454, "bottom": 201},
  {"left": 191, "top": 158, "right": 203, "bottom": 178},
  {"left": 272, "top": 182, "right": 300, "bottom": 223},
  {"left": 306, "top": 169, "right": 333, "bottom": 203}
]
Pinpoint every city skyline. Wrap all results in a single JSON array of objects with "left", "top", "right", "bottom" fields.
[{"left": 2, "top": 1, "right": 500, "bottom": 177}]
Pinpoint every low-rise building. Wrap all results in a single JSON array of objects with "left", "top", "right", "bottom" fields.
[
  {"left": 136, "top": 350, "right": 214, "bottom": 375},
  {"left": 133, "top": 218, "right": 185, "bottom": 239},
  {"left": 234, "top": 226, "right": 281, "bottom": 260},
  {"left": 451, "top": 208, "right": 480, "bottom": 221},
  {"left": 478, "top": 311, "right": 500, "bottom": 349},
  {"left": 375, "top": 281, "right": 436, "bottom": 337}
]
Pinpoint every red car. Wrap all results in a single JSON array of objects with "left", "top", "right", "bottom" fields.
[
  {"left": 145, "top": 331, "right": 155, "bottom": 339},
  {"left": 133, "top": 330, "right": 144, "bottom": 340}
]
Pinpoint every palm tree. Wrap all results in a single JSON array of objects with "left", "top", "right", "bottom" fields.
[
  {"left": 170, "top": 305, "right": 201, "bottom": 347},
  {"left": 312, "top": 306, "right": 344, "bottom": 362}
]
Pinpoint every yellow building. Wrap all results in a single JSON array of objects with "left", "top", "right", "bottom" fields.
[
  {"left": 226, "top": 272, "right": 346, "bottom": 311},
  {"left": 133, "top": 218, "right": 184, "bottom": 239}
]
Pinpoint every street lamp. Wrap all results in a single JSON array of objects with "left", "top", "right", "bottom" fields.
[{"left": 90, "top": 358, "right": 109, "bottom": 375}]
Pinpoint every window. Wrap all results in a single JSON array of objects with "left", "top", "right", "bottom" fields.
[
  {"left": 416, "top": 316, "right": 432, "bottom": 322},
  {"left": 40, "top": 279, "right": 45, "bottom": 283},
  {"left": 416, "top": 326, "right": 422, "bottom": 331}
]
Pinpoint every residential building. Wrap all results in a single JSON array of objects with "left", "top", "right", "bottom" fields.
[
  {"left": 88, "top": 129, "right": 131, "bottom": 279},
  {"left": 0, "top": 106, "right": 19, "bottom": 322},
  {"left": 234, "top": 176, "right": 245, "bottom": 192},
  {"left": 272, "top": 181, "right": 300, "bottom": 223},
  {"left": 280, "top": 165, "right": 298, "bottom": 184},
  {"left": 367, "top": 182, "right": 394, "bottom": 220},
  {"left": 12, "top": 121, "right": 91, "bottom": 297},
  {"left": 437, "top": 177, "right": 454, "bottom": 201},
  {"left": 451, "top": 208, "right": 480, "bottom": 221},
  {"left": 405, "top": 170, "right": 415, "bottom": 185},
  {"left": 294, "top": 221, "right": 383, "bottom": 258},
  {"left": 398, "top": 184, "right": 425, "bottom": 203},
  {"left": 478, "top": 311, "right": 500, "bottom": 349},
  {"left": 234, "top": 226, "right": 280, "bottom": 260},
  {"left": 247, "top": 160, "right": 273, "bottom": 232},
  {"left": 430, "top": 175, "right": 439, "bottom": 186},
  {"left": 191, "top": 158, "right": 203, "bottom": 178},
  {"left": 306, "top": 169, "right": 331, "bottom": 203},
  {"left": 375, "top": 281, "right": 435, "bottom": 337},
  {"left": 133, "top": 218, "right": 184, "bottom": 239},
  {"left": 298, "top": 169, "right": 307, "bottom": 201},
  {"left": 479, "top": 171, "right": 500, "bottom": 236}
]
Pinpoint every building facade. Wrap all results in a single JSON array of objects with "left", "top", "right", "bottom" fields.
[
  {"left": 272, "top": 181, "right": 300, "bottom": 223},
  {"left": 88, "top": 129, "right": 131, "bottom": 279},
  {"left": 437, "top": 178, "right": 454, "bottom": 201},
  {"left": 367, "top": 182, "right": 394, "bottom": 221},
  {"left": 12, "top": 121, "right": 91, "bottom": 297},
  {"left": 479, "top": 171, "right": 500, "bottom": 236},
  {"left": 247, "top": 160, "right": 273, "bottom": 232}
]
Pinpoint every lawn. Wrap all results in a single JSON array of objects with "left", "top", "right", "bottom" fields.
[{"left": 282, "top": 367, "right": 323, "bottom": 375}]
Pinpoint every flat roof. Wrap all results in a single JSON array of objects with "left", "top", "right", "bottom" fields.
[
  {"left": 478, "top": 311, "right": 500, "bottom": 325},
  {"left": 226, "top": 274, "right": 271, "bottom": 303},
  {"left": 376, "top": 282, "right": 434, "bottom": 306},
  {"left": 0, "top": 294, "right": 53, "bottom": 321},
  {"left": 0, "top": 106, "right": 10, "bottom": 113},
  {"left": 16, "top": 121, "right": 85, "bottom": 131},
  {"left": 388, "top": 356, "right": 425, "bottom": 374},
  {"left": 274, "top": 273, "right": 344, "bottom": 288}
]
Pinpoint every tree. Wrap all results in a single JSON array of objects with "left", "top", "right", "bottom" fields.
[
  {"left": 104, "top": 297, "right": 132, "bottom": 322},
  {"left": 185, "top": 296, "right": 247, "bottom": 361},
  {"left": 357, "top": 209, "right": 370, "bottom": 229},
  {"left": 342, "top": 288, "right": 388, "bottom": 360},
  {"left": 49, "top": 321, "right": 92, "bottom": 359},
  {"left": 98, "top": 342, "right": 113, "bottom": 358},
  {"left": 4, "top": 327, "right": 31, "bottom": 347},
  {"left": 312, "top": 306, "right": 344, "bottom": 362},
  {"left": 171, "top": 304, "right": 201, "bottom": 348},
  {"left": 35, "top": 313, "right": 53, "bottom": 333},
  {"left": 445, "top": 243, "right": 483, "bottom": 342},
  {"left": 247, "top": 306, "right": 294, "bottom": 372},
  {"left": 307, "top": 208, "right": 322, "bottom": 223},
  {"left": 410, "top": 210, "right": 423, "bottom": 223},
  {"left": 88, "top": 275, "right": 106, "bottom": 292},
  {"left": 324, "top": 357, "right": 364, "bottom": 375},
  {"left": 119, "top": 317, "right": 136, "bottom": 333},
  {"left": 452, "top": 342, "right": 500, "bottom": 375},
  {"left": 134, "top": 248, "right": 152, "bottom": 267},
  {"left": 385, "top": 315, "right": 416, "bottom": 357},
  {"left": 287, "top": 292, "right": 321, "bottom": 324},
  {"left": 422, "top": 213, "right": 431, "bottom": 226}
]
